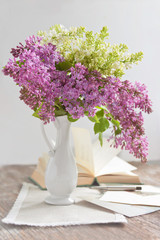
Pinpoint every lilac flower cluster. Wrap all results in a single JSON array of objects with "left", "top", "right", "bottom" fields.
[
  {"left": 101, "top": 78, "right": 152, "bottom": 161},
  {"left": 61, "top": 65, "right": 105, "bottom": 119},
  {"left": 3, "top": 36, "right": 65, "bottom": 122},
  {"left": 2, "top": 36, "right": 152, "bottom": 161}
]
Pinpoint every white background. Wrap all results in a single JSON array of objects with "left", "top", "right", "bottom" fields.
[{"left": 0, "top": 0, "right": 160, "bottom": 165}]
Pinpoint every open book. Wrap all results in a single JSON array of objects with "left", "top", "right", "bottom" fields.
[{"left": 29, "top": 127, "right": 141, "bottom": 189}]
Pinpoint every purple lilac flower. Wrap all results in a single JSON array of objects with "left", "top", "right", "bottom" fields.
[
  {"left": 100, "top": 77, "right": 152, "bottom": 162},
  {"left": 3, "top": 36, "right": 64, "bottom": 122}
]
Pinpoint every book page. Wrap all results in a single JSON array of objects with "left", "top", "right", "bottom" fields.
[
  {"left": 77, "top": 163, "right": 93, "bottom": 176},
  {"left": 37, "top": 153, "right": 49, "bottom": 174},
  {"left": 92, "top": 139, "right": 121, "bottom": 176},
  {"left": 72, "top": 127, "right": 94, "bottom": 175},
  {"left": 95, "top": 156, "right": 137, "bottom": 177},
  {"left": 109, "top": 171, "right": 137, "bottom": 176}
]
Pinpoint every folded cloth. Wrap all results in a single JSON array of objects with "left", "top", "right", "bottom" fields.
[{"left": 2, "top": 183, "right": 126, "bottom": 227}]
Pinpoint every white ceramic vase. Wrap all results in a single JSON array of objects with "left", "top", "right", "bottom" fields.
[{"left": 41, "top": 115, "right": 78, "bottom": 205}]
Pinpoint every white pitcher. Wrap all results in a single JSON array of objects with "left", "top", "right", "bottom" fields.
[{"left": 41, "top": 115, "right": 78, "bottom": 205}]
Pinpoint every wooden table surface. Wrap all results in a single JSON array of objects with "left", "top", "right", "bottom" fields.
[{"left": 0, "top": 161, "right": 160, "bottom": 240}]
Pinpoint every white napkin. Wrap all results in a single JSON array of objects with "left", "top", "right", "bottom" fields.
[{"left": 2, "top": 183, "right": 126, "bottom": 227}]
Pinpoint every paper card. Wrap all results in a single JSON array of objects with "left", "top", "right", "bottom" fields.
[
  {"left": 100, "top": 185, "right": 160, "bottom": 207},
  {"left": 81, "top": 195, "right": 160, "bottom": 217}
]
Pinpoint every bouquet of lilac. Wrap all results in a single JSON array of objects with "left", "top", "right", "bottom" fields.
[{"left": 2, "top": 25, "right": 152, "bottom": 162}]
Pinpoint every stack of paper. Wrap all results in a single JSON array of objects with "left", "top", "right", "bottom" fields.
[
  {"left": 80, "top": 185, "right": 160, "bottom": 217},
  {"left": 100, "top": 185, "right": 160, "bottom": 206}
]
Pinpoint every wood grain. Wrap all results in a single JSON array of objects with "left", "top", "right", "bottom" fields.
[{"left": 0, "top": 161, "right": 160, "bottom": 240}]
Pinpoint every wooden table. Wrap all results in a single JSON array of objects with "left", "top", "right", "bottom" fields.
[{"left": 0, "top": 161, "right": 160, "bottom": 240}]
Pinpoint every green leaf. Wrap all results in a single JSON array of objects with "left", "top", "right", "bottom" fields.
[
  {"left": 95, "top": 105, "right": 110, "bottom": 114},
  {"left": 94, "top": 118, "right": 110, "bottom": 134},
  {"left": 32, "top": 102, "right": 43, "bottom": 119},
  {"left": 99, "top": 132, "right": 103, "bottom": 146},
  {"left": 88, "top": 115, "right": 99, "bottom": 123},
  {"left": 32, "top": 112, "right": 40, "bottom": 119},
  {"left": 99, "top": 117, "right": 109, "bottom": 130},
  {"left": 95, "top": 106, "right": 102, "bottom": 110},
  {"left": 111, "top": 119, "right": 120, "bottom": 128},
  {"left": 101, "top": 106, "right": 109, "bottom": 112},
  {"left": 94, "top": 123, "right": 101, "bottom": 134},
  {"left": 96, "top": 109, "right": 104, "bottom": 119},
  {"left": 115, "top": 128, "right": 122, "bottom": 136},
  {"left": 67, "top": 115, "right": 78, "bottom": 122},
  {"left": 106, "top": 112, "right": 113, "bottom": 118},
  {"left": 55, "top": 61, "right": 72, "bottom": 71},
  {"left": 84, "top": 111, "right": 89, "bottom": 116},
  {"left": 54, "top": 108, "right": 67, "bottom": 116}
]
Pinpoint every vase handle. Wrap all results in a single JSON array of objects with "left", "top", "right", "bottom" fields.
[{"left": 40, "top": 122, "right": 56, "bottom": 155}]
